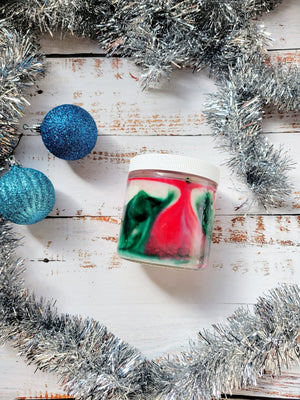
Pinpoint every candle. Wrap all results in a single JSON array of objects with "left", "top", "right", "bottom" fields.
[{"left": 118, "top": 154, "right": 220, "bottom": 270}]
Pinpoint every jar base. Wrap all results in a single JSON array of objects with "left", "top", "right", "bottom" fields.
[{"left": 117, "top": 250, "right": 208, "bottom": 271}]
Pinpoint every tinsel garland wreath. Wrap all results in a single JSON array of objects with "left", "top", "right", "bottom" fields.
[
  {"left": 0, "top": 219, "right": 299, "bottom": 399},
  {"left": 0, "top": 0, "right": 299, "bottom": 206},
  {"left": 0, "top": 0, "right": 299, "bottom": 399}
]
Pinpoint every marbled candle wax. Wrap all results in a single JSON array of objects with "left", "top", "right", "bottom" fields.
[{"left": 118, "top": 175, "right": 216, "bottom": 269}]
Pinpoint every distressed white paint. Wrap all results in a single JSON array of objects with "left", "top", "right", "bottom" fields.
[
  {"left": 257, "top": 0, "right": 300, "bottom": 49},
  {"left": 20, "top": 56, "right": 299, "bottom": 137},
  {"left": 14, "top": 134, "right": 300, "bottom": 216},
  {"left": 12, "top": 216, "right": 300, "bottom": 316},
  {"left": 2, "top": 211, "right": 300, "bottom": 396},
  {"left": 1, "top": 1, "right": 299, "bottom": 398}
]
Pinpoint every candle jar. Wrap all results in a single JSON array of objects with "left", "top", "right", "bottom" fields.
[{"left": 117, "top": 154, "right": 220, "bottom": 270}]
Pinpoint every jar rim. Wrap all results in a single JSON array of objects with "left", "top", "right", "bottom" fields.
[{"left": 129, "top": 154, "right": 220, "bottom": 184}]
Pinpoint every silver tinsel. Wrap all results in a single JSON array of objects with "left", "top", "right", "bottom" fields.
[
  {"left": 0, "top": 0, "right": 299, "bottom": 206},
  {"left": 0, "top": 219, "right": 299, "bottom": 399},
  {"left": 0, "top": 0, "right": 299, "bottom": 398},
  {"left": 1, "top": 0, "right": 299, "bottom": 205},
  {"left": 205, "top": 62, "right": 295, "bottom": 208},
  {"left": 0, "top": 25, "right": 45, "bottom": 166}
]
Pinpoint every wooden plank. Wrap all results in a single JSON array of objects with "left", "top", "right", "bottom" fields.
[
  {"left": 40, "top": 32, "right": 102, "bottom": 54},
  {"left": 268, "top": 51, "right": 300, "bottom": 64},
  {"left": 1, "top": 213, "right": 299, "bottom": 398},
  {"left": 237, "top": 368, "right": 300, "bottom": 399},
  {"left": 40, "top": 0, "right": 300, "bottom": 53},
  {"left": 14, "top": 134, "right": 300, "bottom": 216},
  {"left": 9, "top": 215, "right": 299, "bottom": 352},
  {"left": 257, "top": 0, "right": 300, "bottom": 49},
  {"left": 21, "top": 57, "right": 216, "bottom": 136},
  {"left": 20, "top": 54, "right": 300, "bottom": 137},
  {"left": 0, "top": 345, "right": 299, "bottom": 400},
  {"left": 0, "top": 344, "right": 67, "bottom": 400},
  {"left": 2, "top": 1, "right": 299, "bottom": 397}
]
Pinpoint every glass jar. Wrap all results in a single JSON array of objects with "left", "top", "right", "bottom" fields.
[{"left": 117, "top": 154, "right": 220, "bottom": 270}]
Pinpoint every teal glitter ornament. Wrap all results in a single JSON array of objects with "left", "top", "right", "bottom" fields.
[
  {"left": 40, "top": 104, "right": 98, "bottom": 160},
  {"left": 0, "top": 165, "right": 55, "bottom": 225}
]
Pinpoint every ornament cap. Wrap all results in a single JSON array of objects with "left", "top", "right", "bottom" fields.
[
  {"left": 8, "top": 155, "right": 19, "bottom": 166},
  {"left": 23, "top": 123, "right": 41, "bottom": 133},
  {"left": 129, "top": 153, "right": 220, "bottom": 184}
]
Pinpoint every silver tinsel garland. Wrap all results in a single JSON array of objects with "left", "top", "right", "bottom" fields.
[
  {"left": 0, "top": 219, "right": 299, "bottom": 399},
  {"left": 1, "top": 0, "right": 299, "bottom": 205},
  {"left": 0, "top": 25, "right": 45, "bottom": 165},
  {"left": 0, "top": 0, "right": 299, "bottom": 399}
]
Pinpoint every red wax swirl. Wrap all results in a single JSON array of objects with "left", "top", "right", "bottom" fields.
[
  {"left": 126, "top": 177, "right": 215, "bottom": 265},
  {"left": 144, "top": 178, "right": 201, "bottom": 260}
]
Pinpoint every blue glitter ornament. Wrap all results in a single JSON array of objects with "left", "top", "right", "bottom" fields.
[
  {"left": 40, "top": 104, "right": 98, "bottom": 160},
  {"left": 0, "top": 165, "right": 55, "bottom": 225}
]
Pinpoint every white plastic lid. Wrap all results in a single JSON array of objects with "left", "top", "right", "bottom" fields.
[{"left": 129, "top": 154, "right": 220, "bottom": 184}]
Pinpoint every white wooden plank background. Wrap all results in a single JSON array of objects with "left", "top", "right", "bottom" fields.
[{"left": 1, "top": 0, "right": 299, "bottom": 398}]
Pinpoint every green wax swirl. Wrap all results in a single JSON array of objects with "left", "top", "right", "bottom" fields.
[
  {"left": 118, "top": 189, "right": 176, "bottom": 255},
  {"left": 196, "top": 191, "right": 214, "bottom": 240}
]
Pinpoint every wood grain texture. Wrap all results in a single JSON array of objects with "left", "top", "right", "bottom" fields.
[
  {"left": 1, "top": 0, "right": 299, "bottom": 398},
  {"left": 11, "top": 216, "right": 299, "bottom": 313},
  {"left": 235, "top": 368, "right": 300, "bottom": 399},
  {"left": 257, "top": 0, "right": 300, "bottom": 49},
  {"left": 21, "top": 54, "right": 299, "bottom": 137},
  {"left": 15, "top": 134, "right": 300, "bottom": 216}
]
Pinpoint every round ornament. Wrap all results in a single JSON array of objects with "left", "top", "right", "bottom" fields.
[
  {"left": 0, "top": 165, "right": 55, "bottom": 225},
  {"left": 40, "top": 104, "right": 98, "bottom": 161}
]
